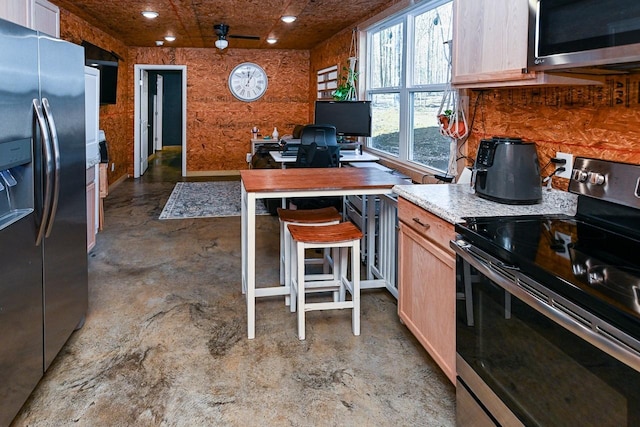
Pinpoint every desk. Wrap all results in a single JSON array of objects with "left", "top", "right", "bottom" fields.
[
  {"left": 270, "top": 150, "right": 379, "bottom": 167},
  {"left": 241, "top": 168, "right": 407, "bottom": 339}
]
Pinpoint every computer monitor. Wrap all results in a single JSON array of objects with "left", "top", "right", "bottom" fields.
[{"left": 314, "top": 101, "right": 372, "bottom": 137}]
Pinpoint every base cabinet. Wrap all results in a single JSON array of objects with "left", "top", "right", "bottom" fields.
[{"left": 398, "top": 197, "right": 456, "bottom": 384}]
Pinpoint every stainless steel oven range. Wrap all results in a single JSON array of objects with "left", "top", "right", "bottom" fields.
[{"left": 451, "top": 157, "right": 640, "bottom": 426}]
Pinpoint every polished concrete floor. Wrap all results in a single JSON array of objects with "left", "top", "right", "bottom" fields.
[{"left": 12, "top": 149, "right": 455, "bottom": 426}]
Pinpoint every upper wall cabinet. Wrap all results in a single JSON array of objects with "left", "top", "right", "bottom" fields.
[
  {"left": 0, "top": 0, "right": 59, "bottom": 37},
  {"left": 451, "top": 0, "right": 600, "bottom": 88}
]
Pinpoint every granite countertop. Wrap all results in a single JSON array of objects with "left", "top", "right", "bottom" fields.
[{"left": 393, "top": 184, "right": 578, "bottom": 224}]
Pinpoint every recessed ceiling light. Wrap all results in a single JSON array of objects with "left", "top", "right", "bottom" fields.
[
  {"left": 281, "top": 15, "right": 296, "bottom": 23},
  {"left": 141, "top": 11, "right": 159, "bottom": 19},
  {"left": 266, "top": 38, "right": 277, "bottom": 44},
  {"left": 155, "top": 40, "right": 164, "bottom": 46},
  {"left": 164, "top": 35, "right": 176, "bottom": 42}
]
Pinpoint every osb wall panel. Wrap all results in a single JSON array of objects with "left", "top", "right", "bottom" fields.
[
  {"left": 130, "top": 47, "right": 310, "bottom": 171},
  {"left": 309, "top": 27, "right": 353, "bottom": 113},
  {"left": 466, "top": 77, "right": 640, "bottom": 189},
  {"left": 59, "top": 8, "right": 133, "bottom": 184}
]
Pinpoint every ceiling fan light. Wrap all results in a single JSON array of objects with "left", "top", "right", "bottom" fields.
[
  {"left": 266, "top": 38, "right": 277, "bottom": 44},
  {"left": 164, "top": 35, "right": 176, "bottom": 42},
  {"left": 215, "top": 39, "right": 229, "bottom": 50},
  {"left": 141, "top": 11, "right": 159, "bottom": 19},
  {"left": 281, "top": 15, "right": 296, "bottom": 23}
]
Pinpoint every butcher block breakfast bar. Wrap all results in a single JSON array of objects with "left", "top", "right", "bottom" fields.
[{"left": 240, "top": 167, "right": 408, "bottom": 339}]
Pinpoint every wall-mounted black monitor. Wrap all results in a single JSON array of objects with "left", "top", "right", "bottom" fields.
[
  {"left": 81, "top": 41, "right": 120, "bottom": 105},
  {"left": 314, "top": 101, "right": 372, "bottom": 137}
]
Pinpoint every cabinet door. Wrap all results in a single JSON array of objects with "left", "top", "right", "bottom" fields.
[
  {"left": 398, "top": 222, "right": 456, "bottom": 384},
  {"left": 32, "top": 0, "right": 59, "bottom": 37},
  {"left": 452, "top": 0, "right": 534, "bottom": 85},
  {"left": 0, "top": 0, "right": 30, "bottom": 27}
]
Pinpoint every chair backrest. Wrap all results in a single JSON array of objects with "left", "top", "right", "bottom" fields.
[
  {"left": 295, "top": 142, "right": 340, "bottom": 168},
  {"left": 300, "top": 125, "right": 338, "bottom": 147},
  {"left": 295, "top": 125, "right": 339, "bottom": 168}
]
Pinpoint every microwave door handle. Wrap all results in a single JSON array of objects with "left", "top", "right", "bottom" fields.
[
  {"left": 33, "top": 99, "right": 53, "bottom": 246},
  {"left": 41, "top": 98, "right": 60, "bottom": 238}
]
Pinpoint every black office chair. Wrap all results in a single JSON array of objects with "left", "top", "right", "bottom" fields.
[
  {"left": 292, "top": 125, "right": 342, "bottom": 210},
  {"left": 294, "top": 125, "right": 340, "bottom": 168}
]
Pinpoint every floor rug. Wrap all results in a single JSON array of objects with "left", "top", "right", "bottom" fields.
[{"left": 159, "top": 181, "right": 269, "bottom": 219}]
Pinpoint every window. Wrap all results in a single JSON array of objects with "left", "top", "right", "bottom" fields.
[{"left": 365, "top": 0, "right": 453, "bottom": 172}]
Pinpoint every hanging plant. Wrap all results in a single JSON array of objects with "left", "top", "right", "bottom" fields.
[
  {"left": 333, "top": 30, "right": 360, "bottom": 101},
  {"left": 437, "top": 108, "right": 467, "bottom": 139},
  {"left": 332, "top": 65, "right": 358, "bottom": 101}
]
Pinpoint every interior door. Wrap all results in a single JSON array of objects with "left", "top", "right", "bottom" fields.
[
  {"left": 140, "top": 69, "right": 149, "bottom": 175},
  {"left": 154, "top": 74, "right": 163, "bottom": 151}
]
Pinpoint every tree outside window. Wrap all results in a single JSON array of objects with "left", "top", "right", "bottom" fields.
[{"left": 366, "top": 0, "right": 453, "bottom": 172}]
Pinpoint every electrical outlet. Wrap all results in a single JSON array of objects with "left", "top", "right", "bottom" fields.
[
  {"left": 246, "top": 153, "right": 252, "bottom": 163},
  {"left": 111, "top": 162, "right": 115, "bottom": 172},
  {"left": 555, "top": 152, "right": 573, "bottom": 179}
]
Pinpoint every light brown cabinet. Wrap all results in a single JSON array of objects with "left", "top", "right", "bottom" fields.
[
  {"left": 397, "top": 197, "right": 456, "bottom": 384},
  {"left": 452, "top": 0, "right": 601, "bottom": 88}
]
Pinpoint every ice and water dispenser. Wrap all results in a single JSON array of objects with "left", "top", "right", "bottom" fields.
[{"left": 0, "top": 138, "right": 34, "bottom": 231}]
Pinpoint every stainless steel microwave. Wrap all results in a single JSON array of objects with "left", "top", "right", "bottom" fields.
[{"left": 528, "top": 0, "right": 640, "bottom": 72}]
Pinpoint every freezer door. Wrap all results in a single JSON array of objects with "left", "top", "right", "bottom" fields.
[
  {"left": 38, "top": 33, "right": 88, "bottom": 369},
  {"left": 0, "top": 19, "right": 43, "bottom": 427},
  {"left": 0, "top": 217, "right": 43, "bottom": 425}
]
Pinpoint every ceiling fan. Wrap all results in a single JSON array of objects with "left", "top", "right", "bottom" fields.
[{"left": 213, "top": 24, "right": 260, "bottom": 50}]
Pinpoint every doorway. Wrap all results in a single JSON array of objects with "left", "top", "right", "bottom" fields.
[{"left": 133, "top": 64, "right": 187, "bottom": 178}]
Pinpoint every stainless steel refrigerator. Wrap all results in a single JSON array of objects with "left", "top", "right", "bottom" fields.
[{"left": 0, "top": 18, "right": 88, "bottom": 426}]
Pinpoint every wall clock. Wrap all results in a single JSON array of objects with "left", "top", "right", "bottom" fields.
[{"left": 228, "top": 62, "right": 268, "bottom": 102}]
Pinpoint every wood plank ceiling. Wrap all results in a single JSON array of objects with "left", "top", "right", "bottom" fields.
[{"left": 51, "top": 0, "right": 392, "bottom": 49}]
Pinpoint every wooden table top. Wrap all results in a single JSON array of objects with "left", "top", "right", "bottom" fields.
[{"left": 240, "top": 167, "right": 409, "bottom": 193}]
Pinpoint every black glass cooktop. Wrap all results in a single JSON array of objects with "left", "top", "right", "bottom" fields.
[{"left": 456, "top": 214, "right": 640, "bottom": 338}]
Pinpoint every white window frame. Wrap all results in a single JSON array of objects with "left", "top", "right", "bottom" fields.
[{"left": 363, "top": 0, "right": 453, "bottom": 174}]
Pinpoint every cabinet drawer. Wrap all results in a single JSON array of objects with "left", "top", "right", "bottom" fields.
[{"left": 398, "top": 197, "right": 454, "bottom": 254}]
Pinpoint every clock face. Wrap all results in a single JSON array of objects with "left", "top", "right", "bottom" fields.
[{"left": 228, "top": 62, "right": 268, "bottom": 102}]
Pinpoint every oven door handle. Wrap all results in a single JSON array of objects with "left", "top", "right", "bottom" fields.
[
  {"left": 451, "top": 239, "right": 520, "bottom": 271},
  {"left": 451, "top": 238, "right": 640, "bottom": 372}
]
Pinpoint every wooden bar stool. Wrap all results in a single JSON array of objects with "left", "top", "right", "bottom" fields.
[
  {"left": 288, "top": 222, "right": 363, "bottom": 340},
  {"left": 277, "top": 207, "right": 342, "bottom": 305}
]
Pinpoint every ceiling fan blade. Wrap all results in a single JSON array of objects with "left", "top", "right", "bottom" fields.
[{"left": 228, "top": 34, "right": 260, "bottom": 40}]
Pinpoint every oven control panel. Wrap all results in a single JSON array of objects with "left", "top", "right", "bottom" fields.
[{"left": 570, "top": 157, "right": 640, "bottom": 208}]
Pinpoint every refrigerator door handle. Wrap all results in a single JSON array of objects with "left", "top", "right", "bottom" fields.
[
  {"left": 33, "top": 98, "right": 54, "bottom": 246},
  {"left": 41, "top": 98, "right": 60, "bottom": 238}
]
